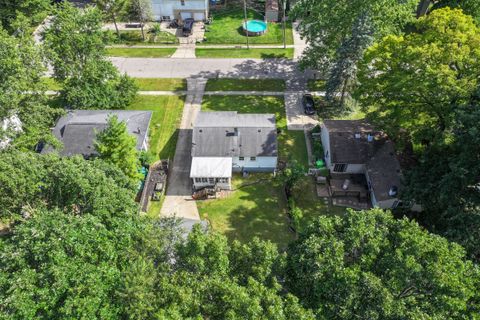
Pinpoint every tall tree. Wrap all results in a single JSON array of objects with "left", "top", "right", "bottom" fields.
[
  {"left": 95, "top": 115, "right": 141, "bottom": 182},
  {"left": 127, "top": 0, "right": 153, "bottom": 41},
  {"left": 356, "top": 7, "right": 480, "bottom": 145},
  {"left": 286, "top": 208, "right": 480, "bottom": 319},
  {"left": 403, "top": 87, "right": 480, "bottom": 261},
  {"left": 325, "top": 12, "right": 374, "bottom": 105},
  {"left": 0, "top": 27, "right": 60, "bottom": 150},
  {"left": 291, "top": 0, "right": 418, "bottom": 84},
  {"left": 94, "top": 0, "right": 129, "bottom": 38},
  {"left": 43, "top": 2, "right": 137, "bottom": 109},
  {"left": 0, "top": 0, "right": 51, "bottom": 33}
]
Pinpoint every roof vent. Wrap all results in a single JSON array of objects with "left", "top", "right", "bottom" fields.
[
  {"left": 388, "top": 186, "right": 398, "bottom": 197},
  {"left": 354, "top": 133, "right": 361, "bottom": 139}
]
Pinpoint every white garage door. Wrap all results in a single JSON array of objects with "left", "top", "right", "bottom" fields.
[
  {"left": 193, "top": 12, "right": 205, "bottom": 21},
  {"left": 180, "top": 12, "right": 193, "bottom": 20}
]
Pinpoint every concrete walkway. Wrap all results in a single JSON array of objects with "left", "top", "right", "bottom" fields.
[
  {"left": 160, "top": 78, "right": 206, "bottom": 220},
  {"left": 171, "top": 42, "right": 196, "bottom": 58},
  {"left": 292, "top": 21, "right": 307, "bottom": 62}
]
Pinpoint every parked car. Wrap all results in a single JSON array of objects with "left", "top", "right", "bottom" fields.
[
  {"left": 182, "top": 18, "right": 195, "bottom": 36},
  {"left": 302, "top": 94, "right": 316, "bottom": 115}
]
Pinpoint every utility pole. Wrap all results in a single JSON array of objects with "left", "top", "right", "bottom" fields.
[
  {"left": 243, "top": 0, "right": 249, "bottom": 49},
  {"left": 282, "top": 0, "right": 287, "bottom": 49}
]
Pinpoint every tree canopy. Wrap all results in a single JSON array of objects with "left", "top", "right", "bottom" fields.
[
  {"left": 43, "top": 2, "right": 137, "bottom": 109},
  {"left": 0, "top": 0, "right": 51, "bottom": 33},
  {"left": 356, "top": 7, "right": 480, "bottom": 145},
  {"left": 286, "top": 208, "right": 479, "bottom": 319}
]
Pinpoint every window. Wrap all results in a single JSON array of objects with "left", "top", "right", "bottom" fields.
[
  {"left": 216, "top": 178, "right": 229, "bottom": 183},
  {"left": 239, "top": 157, "right": 244, "bottom": 161},
  {"left": 333, "top": 163, "right": 348, "bottom": 172},
  {"left": 201, "top": 178, "right": 208, "bottom": 183},
  {"left": 250, "top": 157, "right": 256, "bottom": 161},
  {"left": 195, "top": 178, "right": 201, "bottom": 183},
  {"left": 208, "top": 178, "right": 215, "bottom": 184}
]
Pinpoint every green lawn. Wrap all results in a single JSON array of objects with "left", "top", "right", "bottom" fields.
[
  {"left": 196, "top": 48, "right": 293, "bottom": 59},
  {"left": 127, "top": 95, "right": 184, "bottom": 160},
  {"left": 104, "top": 29, "right": 178, "bottom": 45},
  {"left": 42, "top": 77, "right": 186, "bottom": 92},
  {"left": 205, "top": 79, "right": 286, "bottom": 91},
  {"left": 202, "top": 9, "right": 293, "bottom": 45},
  {"left": 197, "top": 174, "right": 295, "bottom": 248},
  {"left": 106, "top": 47, "right": 176, "bottom": 58},
  {"left": 134, "top": 78, "right": 187, "bottom": 91},
  {"left": 307, "top": 79, "right": 327, "bottom": 91}
]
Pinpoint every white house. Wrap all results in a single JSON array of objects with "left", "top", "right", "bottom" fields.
[
  {"left": 190, "top": 111, "right": 278, "bottom": 190},
  {"left": 151, "top": 0, "right": 209, "bottom": 21},
  {"left": 320, "top": 120, "right": 409, "bottom": 210}
]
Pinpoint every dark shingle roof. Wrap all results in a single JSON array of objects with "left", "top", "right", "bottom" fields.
[
  {"left": 192, "top": 112, "right": 277, "bottom": 157},
  {"left": 43, "top": 110, "right": 152, "bottom": 157},
  {"left": 323, "top": 119, "right": 403, "bottom": 202}
]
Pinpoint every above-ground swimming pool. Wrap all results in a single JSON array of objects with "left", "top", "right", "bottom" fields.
[{"left": 242, "top": 20, "right": 267, "bottom": 36}]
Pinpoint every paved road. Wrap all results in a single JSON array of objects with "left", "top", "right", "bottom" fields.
[{"left": 110, "top": 57, "right": 312, "bottom": 79}]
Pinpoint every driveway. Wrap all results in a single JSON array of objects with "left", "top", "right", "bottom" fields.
[{"left": 160, "top": 79, "right": 206, "bottom": 220}]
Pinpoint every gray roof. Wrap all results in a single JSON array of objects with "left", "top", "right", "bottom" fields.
[
  {"left": 192, "top": 112, "right": 277, "bottom": 157},
  {"left": 43, "top": 110, "right": 152, "bottom": 157},
  {"left": 323, "top": 119, "right": 403, "bottom": 202}
]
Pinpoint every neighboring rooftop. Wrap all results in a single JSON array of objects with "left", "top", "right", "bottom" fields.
[
  {"left": 323, "top": 119, "right": 403, "bottom": 202},
  {"left": 43, "top": 110, "right": 152, "bottom": 157},
  {"left": 192, "top": 111, "right": 278, "bottom": 158}
]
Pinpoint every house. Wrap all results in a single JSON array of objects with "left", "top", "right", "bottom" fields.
[
  {"left": 151, "top": 0, "right": 209, "bottom": 21},
  {"left": 190, "top": 111, "right": 278, "bottom": 190},
  {"left": 320, "top": 119, "right": 408, "bottom": 210},
  {"left": 42, "top": 110, "right": 152, "bottom": 158}
]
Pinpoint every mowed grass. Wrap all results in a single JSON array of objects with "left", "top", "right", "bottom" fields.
[
  {"left": 196, "top": 48, "right": 293, "bottom": 59},
  {"left": 42, "top": 78, "right": 187, "bottom": 92},
  {"left": 127, "top": 95, "right": 184, "bottom": 160},
  {"left": 197, "top": 174, "right": 295, "bottom": 248},
  {"left": 105, "top": 29, "right": 178, "bottom": 45},
  {"left": 205, "top": 78, "right": 286, "bottom": 91},
  {"left": 134, "top": 78, "right": 187, "bottom": 91},
  {"left": 106, "top": 47, "right": 176, "bottom": 58},
  {"left": 202, "top": 9, "right": 293, "bottom": 45}
]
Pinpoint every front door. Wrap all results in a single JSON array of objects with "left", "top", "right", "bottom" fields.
[{"left": 180, "top": 12, "right": 193, "bottom": 20}]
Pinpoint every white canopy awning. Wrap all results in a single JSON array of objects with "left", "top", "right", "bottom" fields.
[{"left": 190, "top": 157, "right": 232, "bottom": 178}]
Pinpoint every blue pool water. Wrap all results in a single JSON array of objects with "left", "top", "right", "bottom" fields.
[{"left": 243, "top": 20, "right": 267, "bottom": 33}]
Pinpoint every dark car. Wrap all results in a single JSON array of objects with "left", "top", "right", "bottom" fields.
[
  {"left": 302, "top": 94, "right": 316, "bottom": 115},
  {"left": 182, "top": 18, "right": 195, "bottom": 36}
]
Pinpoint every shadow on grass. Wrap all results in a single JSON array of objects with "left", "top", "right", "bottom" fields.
[{"left": 157, "top": 128, "right": 179, "bottom": 160}]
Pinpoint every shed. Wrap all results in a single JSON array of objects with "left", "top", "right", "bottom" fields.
[{"left": 265, "top": 0, "right": 279, "bottom": 22}]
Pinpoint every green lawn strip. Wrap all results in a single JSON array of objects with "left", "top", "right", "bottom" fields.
[
  {"left": 104, "top": 29, "right": 178, "bottom": 45},
  {"left": 127, "top": 95, "right": 184, "bottom": 160},
  {"left": 197, "top": 174, "right": 295, "bottom": 248},
  {"left": 205, "top": 78, "right": 286, "bottom": 91},
  {"left": 106, "top": 47, "right": 176, "bottom": 58},
  {"left": 146, "top": 194, "right": 165, "bottom": 218},
  {"left": 203, "top": 8, "right": 293, "bottom": 45},
  {"left": 307, "top": 79, "right": 327, "bottom": 91},
  {"left": 196, "top": 48, "right": 293, "bottom": 59},
  {"left": 134, "top": 78, "right": 187, "bottom": 91}
]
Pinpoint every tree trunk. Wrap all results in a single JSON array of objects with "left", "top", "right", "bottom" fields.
[
  {"left": 112, "top": 13, "right": 120, "bottom": 39},
  {"left": 140, "top": 23, "right": 145, "bottom": 41},
  {"left": 416, "top": 0, "right": 431, "bottom": 17},
  {"left": 340, "top": 76, "right": 349, "bottom": 107}
]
